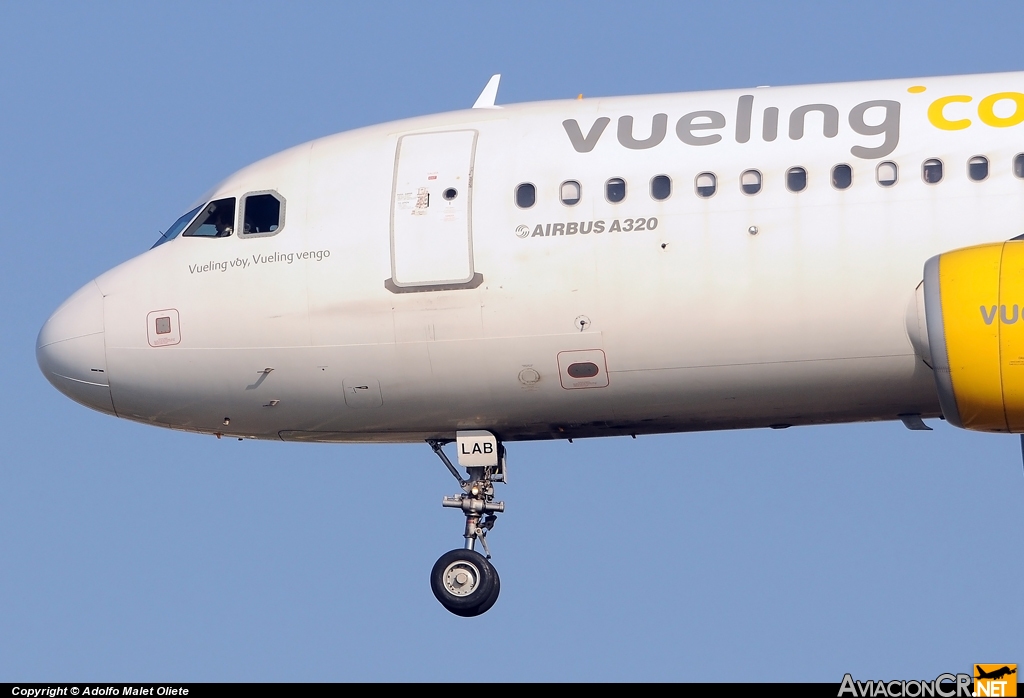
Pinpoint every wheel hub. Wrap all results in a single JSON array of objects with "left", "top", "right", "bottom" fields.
[{"left": 443, "top": 560, "right": 481, "bottom": 596}]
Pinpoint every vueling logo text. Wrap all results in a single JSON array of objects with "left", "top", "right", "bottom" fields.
[
  {"left": 563, "top": 84, "right": 1024, "bottom": 162},
  {"left": 562, "top": 96, "right": 900, "bottom": 159},
  {"left": 981, "top": 305, "right": 1022, "bottom": 325}
]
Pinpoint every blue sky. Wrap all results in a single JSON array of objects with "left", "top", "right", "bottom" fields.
[{"left": 1, "top": 1, "right": 1021, "bottom": 681}]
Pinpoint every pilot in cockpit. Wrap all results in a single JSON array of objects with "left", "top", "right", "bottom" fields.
[{"left": 214, "top": 208, "right": 233, "bottom": 237}]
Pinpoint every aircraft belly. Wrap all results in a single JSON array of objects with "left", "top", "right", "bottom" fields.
[{"left": 105, "top": 329, "right": 939, "bottom": 441}]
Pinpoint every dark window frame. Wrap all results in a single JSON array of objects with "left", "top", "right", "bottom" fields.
[
  {"left": 560, "top": 180, "right": 582, "bottom": 207},
  {"left": 740, "top": 169, "right": 762, "bottom": 196},
  {"left": 968, "top": 155, "right": 989, "bottom": 182},
  {"left": 922, "top": 158, "right": 944, "bottom": 185},
  {"left": 515, "top": 182, "right": 537, "bottom": 209},
  {"left": 152, "top": 204, "right": 204, "bottom": 248},
  {"left": 786, "top": 166, "right": 807, "bottom": 193},
  {"left": 650, "top": 175, "right": 672, "bottom": 201},
  {"left": 605, "top": 177, "right": 627, "bottom": 204},
  {"left": 831, "top": 164, "right": 853, "bottom": 190},
  {"left": 238, "top": 190, "right": 287, "bottom": 239},
  {"left": 695, "top": 172, "right": 717, "bottom": 198},
  {"left": 876, "top": 161, "right": 899, "bottom": 187},
  {"left": 182, "top": 197, "right": 237, "bottom": 239}
]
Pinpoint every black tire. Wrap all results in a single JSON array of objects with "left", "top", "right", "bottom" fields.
[
  {"left": 473, "top": 565, "right": 500, "bottom": 614},
  {"left": 430, "top": 548, "right": 497, "bottom": 616}
]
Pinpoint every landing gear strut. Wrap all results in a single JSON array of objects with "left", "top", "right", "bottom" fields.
[{"left": 428, "top": 434, "right": 505, "bottom": 617}]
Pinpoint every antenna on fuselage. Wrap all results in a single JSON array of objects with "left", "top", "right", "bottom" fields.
[{"left": 472, "top": 74, "right": 501, "bottom": 109}]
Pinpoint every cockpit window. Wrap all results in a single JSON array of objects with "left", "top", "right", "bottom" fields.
[
  {"left": 151, "top": 205, "right": 202, "bottom": 248},
  {"left": 182, "top": 198, "right": 236, "bottom": 238},
  {"left": 240, "top": 191, "right": 285, "bottom": 237}
]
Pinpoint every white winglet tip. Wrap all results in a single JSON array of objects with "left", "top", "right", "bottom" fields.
[{"left": 472, "top": 74, "right": 502, "bottom": 109}]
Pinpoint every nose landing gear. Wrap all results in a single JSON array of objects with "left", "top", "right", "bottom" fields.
[{"left": 428, "top": 434, "right": 505, "bottom": 617}]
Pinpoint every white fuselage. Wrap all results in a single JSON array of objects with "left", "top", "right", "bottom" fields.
[{"left": 37, "top": 72, "right": 1024, "bottom": 442}]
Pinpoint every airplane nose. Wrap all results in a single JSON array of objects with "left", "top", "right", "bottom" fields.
[{"left": 36, "top": 281, "right": 116, "bottom": 415}]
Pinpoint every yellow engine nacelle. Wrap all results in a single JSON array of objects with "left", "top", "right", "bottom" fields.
[{"left": 923, "top": 241, "right": 1024, "bottom": 432}]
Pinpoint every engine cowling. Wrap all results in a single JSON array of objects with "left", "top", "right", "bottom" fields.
[{"left": 923, "top": 241, "right": 1024, "bottom": 432}]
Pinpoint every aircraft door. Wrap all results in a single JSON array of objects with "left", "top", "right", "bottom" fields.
[{"left": 387, "top": 130, "right": 482, "bottom": 292}]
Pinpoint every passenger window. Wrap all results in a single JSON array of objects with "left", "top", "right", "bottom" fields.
[
  {"left": 968, "top": 156, "right": 989, "bottom": 182},
  {"left": 923, "top": 159, "right": 943, "bottom": 184},
  {"left": 650, "top": 175, "right": 671, "bottom": 201},
  {"left": 182, "top": 198, "right": 236, "bottom": 238},
  {"left": 786, "top": 167, "right": 807, "bottom": 192},
  {"left": 606, "top": 178, "right": 626, "bottom": 203},
  {"left": 695, "top": 172, "right": 717, "bottom": 198},
  {"left": 1015, "top": 154, "right": 1024, "bottom": 179},
  {"left": 832, "top": 164, "right": 852, "bottom": 190},
  {"left": 240, "top": 192, "right": 285, "bottom": 237},
  {"left": 740, "top": 169, "right": 761, "bottom": 195},
  {"left": 877, "top": 161, "right": 898, "bottom": 187},
  {"left": 560, "top": 180, "right": 581, "bottom": 206},
  {"left": 515, "top": 183, "right": 536, "bottom": 208}
]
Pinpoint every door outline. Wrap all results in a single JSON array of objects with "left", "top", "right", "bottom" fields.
[{"left": 385, "top": 129, "right": 484, "bottom": 293}]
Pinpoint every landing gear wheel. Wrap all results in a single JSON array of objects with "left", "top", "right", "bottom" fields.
[
  {"left": 430, "top": 549, "right": 499, "bottom": 616},
  {"left": 472, "top": 566, "right": 500, "bottom": 615}
]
